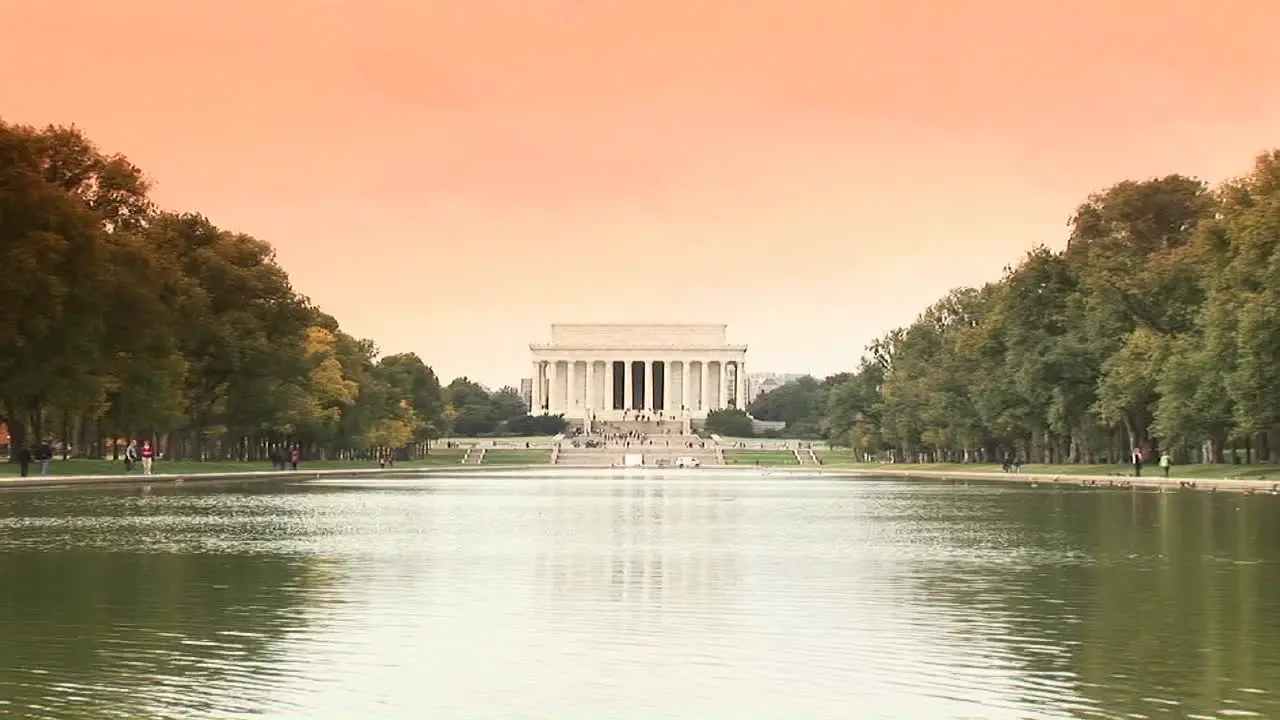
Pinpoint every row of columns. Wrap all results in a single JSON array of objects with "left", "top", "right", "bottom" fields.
[{"left": 530, "top": 359, "right": 746, "bottom": 416}]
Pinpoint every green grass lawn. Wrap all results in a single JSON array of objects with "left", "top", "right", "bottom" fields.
[
  {"left": 482, "top": 449, "right": 552, "bottom": 465},
  {"left": 0, "top": 450, "right": 469, "bottom": 477},
  {"left": 723, "top": 449, "right": 800, "bottom": 466},
  {"left": 811, "top": 453, "right": 1280, "bottom": 480}
]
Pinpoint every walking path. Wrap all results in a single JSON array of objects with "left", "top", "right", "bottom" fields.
[
  {"left": 2, "top": 463, "right": 1275, "bottom": 495},
  {"left": 836, "top": 466, "right": 1280, "bottom": 494}
]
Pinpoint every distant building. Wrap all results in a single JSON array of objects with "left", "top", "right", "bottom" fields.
[
  {"left": 519, "top": 378, "right": 533, "bottom": 410},
  {"left": 746, "top": 372, "right": 805, "bottom": 403},
  {"left": 529, "top": 323, "right": 747, "bottom": 419}
]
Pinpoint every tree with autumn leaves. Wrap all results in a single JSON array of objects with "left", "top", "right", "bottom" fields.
[
  {"left": 753, "top": 152, "right": 1280, "bottom": 465},
  {"left": 0, "top": 120, "right": 550, "bottom": 461}
]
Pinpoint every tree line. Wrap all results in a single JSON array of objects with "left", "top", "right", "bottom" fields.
[
  {"left": 747, "top": 150, "right": 1280, "bottom": 465},
  {"left": 0, "top": 120, "right": 561, "bottom": 462}
]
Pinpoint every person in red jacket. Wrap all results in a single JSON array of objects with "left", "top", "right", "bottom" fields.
[
  {"left": 141, "top": 440, "right": 155, "bottom": 475},
  {"left": 289, "top": 445, "right": 300, "bottom": 471}
]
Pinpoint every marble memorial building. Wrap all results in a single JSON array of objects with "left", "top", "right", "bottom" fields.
[{"left": 529, "top": 324, "right": 748, "bottom": 420}]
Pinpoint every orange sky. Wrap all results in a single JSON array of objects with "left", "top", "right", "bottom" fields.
[{"left": 3, "top": 0, "right": 1279, "bottom": 387}]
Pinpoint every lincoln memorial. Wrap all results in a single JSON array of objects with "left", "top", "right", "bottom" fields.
[{"left": 529, "top": 324, "right": 747, "bottom": 421}]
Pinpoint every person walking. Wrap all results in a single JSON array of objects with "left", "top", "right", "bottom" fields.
[
  {"left": 289, "top": 445, "right": 300, "bottom": 471},
  {"left": 1159, "top": 451, "right": 1172, "bottom": 479},
  {"left": 124, "top": 440, "right": 139, "bottom": 472},
  {"left": 1131, "top": 447, "right": 1144, "bottom": 478},
  {"left": 140, "top": 440, "right": 154, "bottom": 476}
]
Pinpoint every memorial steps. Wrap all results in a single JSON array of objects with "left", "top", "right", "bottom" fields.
[
  {"left": 553, "top": 447, "right": 621, "bottom": 467},
  {"left": 591, "top": 419, "right": 687, "bottom": 435},
  {"left": 554, "top": 442, "right": 722, "bottom": 468}
]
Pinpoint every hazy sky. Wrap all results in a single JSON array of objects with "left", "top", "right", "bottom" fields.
[{"left": 3, "top": 0, "right": 1279, "bottom": 388}]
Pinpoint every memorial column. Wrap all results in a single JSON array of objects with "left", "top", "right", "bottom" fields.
[
  {"left": 736, "top": 359, "right": 746, "bottom": 409},
  {"left": 531, "top": 360, "right": 541, "bottom": 413},
  {"left": 623, "top": 359, "right": 634, "bottom": 411},
  {"left": 604, "top": 359, "right": 614, "bottom": 411},
  {"left": 682, "top": 361, "right": 692, "bottom": 411},
  {"left": 547, "top": 361, "right": 558, "bottom": 413},
  {"left": 586, "top": 360, "right": 596, "bottom": 413},
  {"left": 718, "top": 360, "right": 730, "bottom": 411},
  {"left": 541, "top": 360, "right": 549, "bottom": 412},
  {"left": 566, "top": 359, "right": 578, "bottom": 416},
  {"left": 665, "top": 360, "right": 677, "bottom": 414},
  {"left": 644, "top": 359, "right": 654, "bottom": 411},
  {"left": 701, "top": 360, "right": 712, "bottom": 412}
]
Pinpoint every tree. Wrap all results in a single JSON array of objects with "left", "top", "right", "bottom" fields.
[
  {"left": 802, "top": 149, "right": 1280, "bottom": 467},
  {"left": 506, "top": 413, "right": 568, "bottom": 436},
  {"left": 705, "top": 408, "right": 753, "bottom": 438},
  {"left": 376, "top": 353, "right": 444, "bottom": 445},
  {"left": 489, "top": 386, "right": 529, "bottom": 426},
  {"left": 746, "top": 374, "right": 850, "bottom": 439},
  {"left": 1, "top": 119, "right": 450, "bottom": 463},
  {"left": 445, "top": 378, "right": 497, "bottom": 436}
]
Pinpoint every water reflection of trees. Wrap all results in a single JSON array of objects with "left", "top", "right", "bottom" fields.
[
  {"left": 0, "top": 488, "right": 338, "bottom": 720},
  {"left": 910, "top": 487, "right": 1280, "bottom": 720},
  {"left": 530, "top": 479, "right": 741, "bottom": 630}
]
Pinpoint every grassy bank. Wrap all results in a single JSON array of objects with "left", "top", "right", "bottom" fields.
[
  {"left": 0, "top": 450, "right": 469, "bottom": 477},
  {"left": 482, "top": 449, "right": 552, "bottom": 465},
  {"left": 812, "top": 452, "right": 1280, "bottom": 480},
  {"left": 723, "top": 449, "right": 800, "bottom": 466}
]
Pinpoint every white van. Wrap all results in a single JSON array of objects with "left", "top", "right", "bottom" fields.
[{"left": 675, "top": 456, "right": 701, "bottom": 468}]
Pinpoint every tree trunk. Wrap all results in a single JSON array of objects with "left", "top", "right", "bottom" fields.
[
  {"left": 1122, "top": 413, "right": 1142, "bottom": 455},
  {"left": 29, "top": 404, "right": 44, "bottom": 444},
  {"left": 7, "top": 410, "right": 27, "bottom": 462},
  {"left": 60, "top": 409, "right": 71, "bottom": 459},
  {"left": 76, "top": 412, "right": 91, "bottom": 458},
  {"left": 1209, "top": 431, "right": 1226, "bottom": 464}
]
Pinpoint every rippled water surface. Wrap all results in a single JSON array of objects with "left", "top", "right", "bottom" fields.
[{"left": 2, "top": 472, "right": 1280, "bottom": 719}]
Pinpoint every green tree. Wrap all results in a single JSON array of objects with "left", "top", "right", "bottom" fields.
[
  {"left": 376, "top": 353, "right": 445, "bottom": 445},
  {"left": 0, "top": 122, "right": 116, "bottom": 450},
  {"left": 445, "top": 378, "right": 497, "bottom": 436},
  {"left": 704, "top": 408, "right": 753, "bottom": 437},
  {"left": 747, "top": 374, "right": 849, "bottom": 439},
  {"left": 489, "top": 386, "right": 529, "bottom": 426},
  {"left": 808, "top": 150, "right": 1280, "bottom": 468},
  {"left": 1, "top": 119, "right": 451, "bottom": 464}
]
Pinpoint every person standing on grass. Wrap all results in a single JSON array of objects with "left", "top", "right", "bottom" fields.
[
  {"left": 124, "top": 440, "right": 139, "bottom": 472},
  {"left": 16, "top": 444, "right": 31, "bottom": 477},
  {"left": 289, "top": 445, "right": 300, "bottom": 471},
  {"left": 140, "top": 440, "right": 154, "bottom": 475},
  {"left": 1132, "top": 447, "right": 1144, "bottom": 478},
  {"left": 1159, "top": 451, "right": 1171, "bottom": 478}
]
